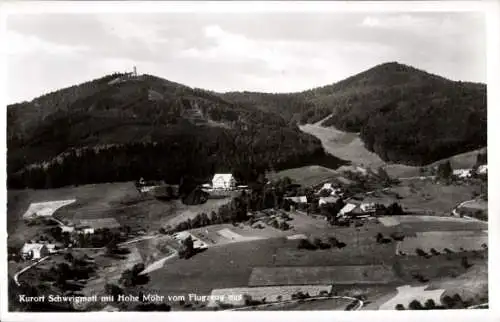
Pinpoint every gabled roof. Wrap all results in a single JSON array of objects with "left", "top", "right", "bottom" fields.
[
  {"left": 319, "top": 196, "right": 339, "bottom": 203},
  {"left": 321, "top": 183, "right": 333, "bottom": 190},
  {"left": 21, "top": 243, "right": 49, "bottom": 253},
  {"left": 285, "top": 196, "right": 308, "bottom": 203},
  {"left": 212, "top": 173, "right": 234, "bottom": 182},
  {"left": 340, "top": 203, "right": 357, "bottom": 214}
]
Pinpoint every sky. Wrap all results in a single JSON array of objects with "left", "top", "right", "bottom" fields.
[{"left": 5, "top": 11, "right": 486, "bottom": 104}]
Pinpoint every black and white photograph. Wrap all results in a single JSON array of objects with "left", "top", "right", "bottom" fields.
[{"left": 1, "top": 0, "right": 497, "bottom": 318}]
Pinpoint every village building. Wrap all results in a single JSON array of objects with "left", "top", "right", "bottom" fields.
[
  {"left": 77, "top": 226, "right": 95, "bottom": 235},
  {"left": 318, "top": 196, "right": 340, "bottom": 206},
  {"left": 61, "top": 224, "right": 75, "bottom": 233},
  {"left": 453, "top": 169, "right": 473, "bottom": 179},
  {"left": 317, "top": 183, "right": 343, "bottom": 196},
  {"left": 212, "top": 173, "right": 236, "bottom": 190},
  {"left": 360, "top": 202, "right": 376, "bottom": 213},
  {"left": 173, "top": 231, "right": 208, "bottom": 250},
  {"left": 478, "top": 165, "right": 487, "bottom": 175},
  {"left": 339, "top": 203, "right": 358, "bottom": 216},
  {"left": 21, "top": 243, "right": 51, "bottom": 260},
  {"left": 284, "top": 196, "right": 308, "bottom": 204}
]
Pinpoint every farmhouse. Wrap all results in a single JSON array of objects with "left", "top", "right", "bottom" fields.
[
  {"left": 21, "top": 243, "right": 51, "bottom": 260},
  {"left": 212, "top": 173, "right": 236, "bottom": 190},
  {"left": 453, "top": 169, "right": 472, "bottom": 179},
  {"left": 360, "top": 202, "right": 376, "bottom": 213},
  {"left": 173, "top": 231, "right": 209, "bottom": 250},
  {"left": 317, "top": 183, "right": 343, "bottom": 196},
  {"left": 284, "top": 196, "right": 308, "bottom": 204},
  {"left": 478, "top": 165, "right": 487, "bottom": 175},
  {"left": 339, "top": 203, "right": 358, "bottom": 216},
  {"left": 318, "top": 196, "right": 340, "bottom": 206}
]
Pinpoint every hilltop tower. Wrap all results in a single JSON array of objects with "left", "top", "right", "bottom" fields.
[{"left": 133, "top": 66, "right": 137, "bottom": 77}]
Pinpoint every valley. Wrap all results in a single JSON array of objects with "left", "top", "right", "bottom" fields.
[{"left": 6, "top": 61, "right": 488, "bottom": 313}]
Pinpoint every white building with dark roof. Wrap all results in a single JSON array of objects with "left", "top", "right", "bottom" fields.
[
  {"left": 339, "top": 203, "right": 358, "bottom": 216},
  {"left": 284, "top": 196, "right": 308, "bottom": 204},
  {"left": 21, "top": 243, "right": 51, "bottom": 260},
  {"left": 212, "top": 173, "right": 236, "bottom": 190},
  {"left": 318, "top": 196, "right": 340, "bottom": 206}
]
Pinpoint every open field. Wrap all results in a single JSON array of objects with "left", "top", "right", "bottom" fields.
[
  {"left": 398, "top": 230, "right": 488, "bottom": 255},
  {"left": 275, "top": 243, "right": 397, "bottom": 267},
  {"left": 299, "top": 123, "right": 418, "bottom": 177},
  {"left": 430, "top": 261, "right": 488, "bottom": 303},
  {"left": 379, "top": 285, "right": 445, "bottom": 310},
  {"left": 22, "top": 199, "right": 76, "bottom": 219},
  {"left": 395, "top": 216, "right": 487, "bottom": 232},
  {"left": 190, "top": 224, "right": 282, "bottom": 247},
  {"left": 364, "top": 180, "right": 484, "bottom": 216},
  {"left": 83, "top": 246, "right": 143, "bottom": 296},
  {"left": 456, "top": 199, "right": 488, "bottom": 218},
  {"left": 208, "top": 285, "right": 333, "bottom": 307},
  {"left": 135, "top": 236, "right": 177, "bottom": 265},
  {"left": 300, "top": 123, "right": 486, "bottom": 178},
  {"left": 163, "top": 198, "right": 233, "bottom": 228},
  {"left": 378, "top": 215, "right": 487, "bottom": 231},
  {"left": 394, "top": 250, "right": 487, "bottom": 283},
  {"left": 145, "top": 238, "right": 294, "bottom": 295},
  {"left": 268, "top": 165, "right": 353, "bottom": 188},
  {"left": 8, "top": 182, "right": 234, "bottom": 246},
  {"left": 248, "top": 265, "right": 398, "bottom": 286},
  {"left": 8, "top": 182, "right": 141, "bottom": 243},
  {"left": 259, "top": 297, "right": 353, "bottom": 310}
]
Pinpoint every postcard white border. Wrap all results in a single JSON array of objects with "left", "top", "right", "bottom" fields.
[{"left": 0, "top": 1, "right": 499, "bottom": 322}]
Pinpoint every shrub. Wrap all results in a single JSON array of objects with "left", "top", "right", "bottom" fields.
[
  {"left": 425, "top": 299, "right": 436, "bottom": 309},
  {"left": 297, "top": 239, "right": 318, "bottom": 250},
  {"left": 408, "top": 300, "right": 424, "bottom": 310},
  {"left": 415, "top": 248, "right": 428, "bottom": 257},
  {"left": 395, "top": 304, "right": 405, "bottom": 310}
]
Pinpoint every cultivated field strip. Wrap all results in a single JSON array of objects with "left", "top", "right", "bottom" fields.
[
  {"left": 378, "top": 285, "right": 445, "bottom": 310},
  {"left": 398, "top": 230, "right": 488, "bottom": 255},
  {"left": 248, "top": 265, "right": 398, "bottom": 286},
  {"left": 22, "top": 199, "right": 76, "bottom": 219},
  {"left": 208, "top": 285, "right": 333, "bottom": 307}
]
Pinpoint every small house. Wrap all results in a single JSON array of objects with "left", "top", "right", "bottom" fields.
[
  {"left": 212, "top": 173, "right": 236, "bottom": 190},
  {"left": 21, "top": 243, "right": 50, "bottom": 260},
  {"left": 284, "top": 196, "right": 308, "bottom": 204},
  {"left": 478, "top": 165, "right": 487, "bottom": 175},
  {"left": 453, "top": 169, "right": 472, "bottom": 179},
  {"left": 77, "top": 226, "right": 95, "bottom": 235},
  {"left": 318, "top": 196, "right": 340, "bottom": 206},
  {"left": 360, "top": 202, "right": 376, "bottom": 213},
  {"left": 339, "top": 203, "right": 358, "bottom": 216},
  {"left": 320, "top": 183, "right": 333, "bottom": 191},
  {"left": 61, "top": 225, "right": 75, "bottom": 233}
]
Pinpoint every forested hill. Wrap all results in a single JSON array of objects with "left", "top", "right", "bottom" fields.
[
  {"left": 222, "top": 62, "right": 487, "bottom": 165},
  {"left": 7, "top": 73, "right": 347, "bottom": 189}
]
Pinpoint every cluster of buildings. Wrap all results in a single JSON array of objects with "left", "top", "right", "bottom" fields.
[
  {"left": 172, "top": 231, "right": 209, "bottom": 250},
  {"left": 452, "top": 164, "right": 487, "bottom": 179},
  {"left": 201, "top": 173, "right": 248, "bottom": 191},
  {"left": 20, "top": 202, "right": 122, "bottom": 260},
  {"left": 21, "top": 242, "right": 58, "bottom": 260}
]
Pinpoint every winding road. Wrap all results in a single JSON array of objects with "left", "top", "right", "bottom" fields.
[{"left": 14, "top": 256, "right": 50, "bottom": 286}]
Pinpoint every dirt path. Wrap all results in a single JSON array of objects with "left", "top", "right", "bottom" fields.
[{"left": 14, "top": 256, "right": 50, "bottom": 286}]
